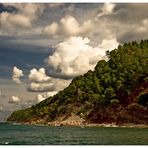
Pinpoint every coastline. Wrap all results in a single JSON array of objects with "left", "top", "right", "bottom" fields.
[
  {"left": 8, "top": 121, "right": 148, "bottom": 128},
  {"left": 17, "top": 122, "right": 148, "bottom": 128},
  {"left": 7, "top": 113, "right": 148, "bottom": 128},
  {"left": 6, "top": 113, "right": 148, "bottom": 128},
  {"left": 31, "top": 114, "right": 148, "bottom": 128}
]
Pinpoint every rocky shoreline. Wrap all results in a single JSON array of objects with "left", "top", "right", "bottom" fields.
[
  {"left": 16, "top": 114, "right": 148, "bottom": 128},
  {"left": 21, "top": 122, "right": 148, "bottom": 128}
]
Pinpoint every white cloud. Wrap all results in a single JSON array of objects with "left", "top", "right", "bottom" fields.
[
  {"left": 137, "top": 19, "right": 148, "bottom": 33},
  {"left": 28, "top": 82, "right": 54, "bottom": 92},
  {"left": 9, "top": 14, "right": 32, "bottom": 28},
  {"left": 36, "top": 91, "right": 58, "bottom": 103},
  {"left": 98, "top": 38, "right": 119, "bottom": 51},
  {"left": 9, "top": 96, "right": 21, "bottom": 104},
  {"left": 27, "top": 67, "right": 71, "bottom": 92},
  {"left": 36, "top": 94, "right": 46, "bottom": 103},
  {"left": 60, "top": 15, "right": 93, "bottom": 36},
  {"left": 46, "top": 91, "right": 58, "bottom": 97},
  {"left": 28, "top": 76, "right": 71, "bottom": 92},
  {"left": 98, "top": 3, "right": 116, "bottom": 17},
  {"left": 42, "top": 22, "right": 58, "bottom": 36},
  {"left": 8, "top": 12, "right": 31, "bottom": 27},
  {"left": 0, "top": 3, "right": 44, "bottom": 33},
  {"left": 12, "top": 66, "right": 24, "bottom": 84},
  {"left": 19, "top": 3, "right": 44, "bottom": 18},
  {"left": 0, "top": 12, "right": 32, "bottom": 28},
  {"left": 3, "top": 3, "right": 44, "bottom": 20},
  {"left": 42, "top": 15, "right": 93, "bottom": 37},
  {"left": 52, "top": 78, "right": 71, "bottom": 91},
  {"left": 46, "top": 36, "right": 119, "bottom": 78},
  {"left": 28, "top": 68, "right": 51, "bottom": 83}
]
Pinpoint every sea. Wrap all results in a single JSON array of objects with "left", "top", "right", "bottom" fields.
[{"left": 0, "top": 122, "right": 147, "bottom": 145}]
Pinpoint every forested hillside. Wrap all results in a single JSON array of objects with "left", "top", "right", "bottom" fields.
[{"left": 7, "top": 40, "right": 148, "bottom": 125}]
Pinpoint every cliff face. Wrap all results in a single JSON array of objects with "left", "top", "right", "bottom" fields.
[{"left": 7, "top": 40, "right": 148, "bottom": 125}]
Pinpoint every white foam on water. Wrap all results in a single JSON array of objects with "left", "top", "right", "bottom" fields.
[{"left": 5, "top": 142, "right": 9, "bottom": 145}]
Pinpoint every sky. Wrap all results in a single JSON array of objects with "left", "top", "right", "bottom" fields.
[{"left": 0, "top": 3, "right": 148, "bottom": 120}]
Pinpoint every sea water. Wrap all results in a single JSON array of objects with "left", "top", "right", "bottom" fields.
[{"left": 0, "top": 122, "right": 147, "bottom": 145}]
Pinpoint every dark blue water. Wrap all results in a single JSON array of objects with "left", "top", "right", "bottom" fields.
[{"left": 0, "top": 122, "right": 147, "bottom": 145}]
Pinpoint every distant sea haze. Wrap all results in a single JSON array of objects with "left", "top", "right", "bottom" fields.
[{"left": 0, "top": 111, "right": 12, "bottom": 122}]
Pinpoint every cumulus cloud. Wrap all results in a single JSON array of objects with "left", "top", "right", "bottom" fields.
[
  {"left": 42, "top": 15, "right": 93, "bottom": 37},
  {"left": 98, "top": 3, "right": 116, "bottom": 17},
  {"left": 46, "top": 91, "right": 58, "bottom": 97},
  {"left": 41, "top": 3, "right": 148, "bottom": 44},
  {"left": 28, "top": 76, "right": 71, "bottom": 92},
  {"left": 36, "top": 91, "right": 58, "bottom": 103},
  {"left": 60, "top": 15, "right": 93, "bottom": 36},
  {"left": 28, "top": 82, "right": 54, "bottom": 92},
  {"left": 28, "top": 68, "right": 51, "bottom": 83},
  {"left": 12, "top": 66, "right": 24, "bottom": 84},
  {"left": 98, "top": 38, "right": 119, "bottom": 51},
  {"left": 9, "top": 96, "right": 21, "bottom": 104},
  {"left": 46, "top": 36, "right": 119, "bottom": 78},
  {"left": 0, "top": 3, "right": 44, "bottom": 32},
  {"left": 101, "top": 3, "right": 148, "bottom": 43},
  {"left": 0, "top": 12, "right": 32, "bottom": 28},
  {"left": 36, "top": 94, "right": 46, "bottom": 103},
  {"left": 3, "top": 3, "right": 44, "bottom": 20},
  {"left": 137, "top": 19, "right": 148, "bottom": 33},
  {"left": 42, "top": 22, "right": 58, "bottom": 36},
  {"left": 27, "top": 68, "right": 65, "bottom": 92},
  {"left": 52, "top": 78, "right": 71, "bottom": 91}
]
